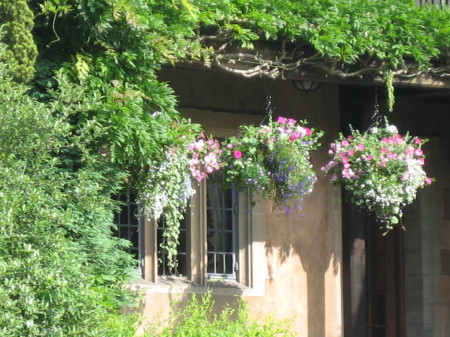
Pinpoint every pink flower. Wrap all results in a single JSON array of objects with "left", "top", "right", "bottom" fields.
[
  {"left": 341, "top": 140, "right": 350, "bottom": 147},
  {"left": 381, "top": 138, "right": 389, "bottom": 143},
  {"left": 356, "top": 144, "right": 364, "bottom": 151},
  {"left": 321, "top": 161, "right": 336, "bottom": 172},
  {"left": 380, "top": 147, "right": 388, "bottom": 153},
  {"left": 204, "top": 153, "right": 217, "bottom": 164},
  {"left": 287, "top": 118, "right": 296, "bottom": 126},
  {"left": 406, "top": 146, "right": 414, "bottom": 155},
  {"left": 189, "top": 158, "right": 199, "bottom": 165},
  {"left": 289, "top": 132, "right": 300, "bottom": 142},
  {"left": 425, "top": 177, "right": 433, "bottom": 185},
  {"left": 226, "top": 143, "right": 234, "bottom": 149},
  {"left": 414, "top": 148, "right": 423, "bottom": 157},
  {"left": 387, "top": 152, "right": 395, "bottom": 159},
  {"left": 418, "top": 158, "right": 425, "bottom": 166},
  {"left": 233, "top": 150, "right": 243, "bottom": 159},
  {"left": 347, "top": 149, "right": 355, "bottom": 156},
  {"left": 297, "top": 126, "right": 307, "bottom": 137},
  {"left": 342, "top": 168, "right": 356, "bottom": 179},
  {"left": 277, "top": 116, "right": 287, "bottom": 124},
  {"left": 304, "top": 128, "right": 312, "bottom": 136},
  {"left": 414, "top": 138, "right": 423, "bottom": 144},
  {"left": 193, "top": 139, "right": 205, "bottom": 150},
  {"left": 367, "top": 154, "right": 374, "bottom": 161}
]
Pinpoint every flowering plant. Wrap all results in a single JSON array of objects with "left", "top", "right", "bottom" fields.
[
  {"left": 138, "top": 132, "right": 222, "bottom": 271},
  {"left": 221, "top": 116, "right": 323, "bottom": 208},
  {"left": 322, "top": 119, "right": 433, "bottom": 229},
  {"left": 187, "top": 132, "right": 222, "bottom": 182}
]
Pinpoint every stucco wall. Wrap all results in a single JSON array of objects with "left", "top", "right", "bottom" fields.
[{"left": 134, "top": 67, "right": 343, "bottom": 337}]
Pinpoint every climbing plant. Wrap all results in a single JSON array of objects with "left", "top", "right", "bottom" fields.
[{"left": 192, "top": 0, "right": 450, "bottom": 110}]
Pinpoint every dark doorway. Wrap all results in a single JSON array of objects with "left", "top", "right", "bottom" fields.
[
  {"left": 342, "top": 207, "right": 405, "bottom": 337},
  {"left": 340, "top": 85, "right": 405, "bottom": 337}
]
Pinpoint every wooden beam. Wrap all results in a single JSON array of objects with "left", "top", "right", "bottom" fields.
[
  {"left": 284, "top": 69, "right": 450, "bottom": 90},
  {"left": 170, "top": 61, "right": 450, "bottom": 90}
]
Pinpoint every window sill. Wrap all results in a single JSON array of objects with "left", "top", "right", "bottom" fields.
[{"left": 128, "top": 276, "right": 265, "bottom": 296}]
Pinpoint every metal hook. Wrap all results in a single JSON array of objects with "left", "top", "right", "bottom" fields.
[
  {"left": 372, "top": 86, "right": 382, "bottom": 124},
  {"left": 366, "top": 86, "right": 383, "bottom": 132},
  {"left": 259, "top": 95, "right": 274, "bottom": 126}
]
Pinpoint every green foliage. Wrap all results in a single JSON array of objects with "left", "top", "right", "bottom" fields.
[
  {"left": 0, "top": 0, "right": 37, "bottom": 82},
  {"left": 0, "top": 44, "right": 139, "bottom": 336},
  {"left": 147, "top": 292, "right": 296, "bottom": 337},
  {"left": 195, "top": 0, "right": 448, "bottom": 67},
  {"left": 193, "top": 0, "right": 450, "bottom": 109}
]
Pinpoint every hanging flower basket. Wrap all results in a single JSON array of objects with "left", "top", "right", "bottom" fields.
[
  {"left": 221, "top": 116, "right": 323, "bottom": 209},
  {"left": 322, "top": 118, "right": 433, "bottom": 229}
]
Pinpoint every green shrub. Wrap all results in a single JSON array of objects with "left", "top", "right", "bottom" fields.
[
  {"left": 0, "top": 42, "right": 138, "bottom": 336},
  {"left": 146, "top": 292, "right": 296, "bottom": 337}
]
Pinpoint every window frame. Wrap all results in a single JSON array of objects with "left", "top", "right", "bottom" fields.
[
  {"left": 139, "top": 180, "right": 256, "bottom": 288},
  {"left": 129, "top": 111, "right": 267, "bottom": 295}
]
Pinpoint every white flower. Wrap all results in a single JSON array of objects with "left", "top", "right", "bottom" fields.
[
  {"left": 386, "top": 125, "right": 398, "bottom": 134},
  {"left": 371, "top": 127, "right": 378, "bottom": 134}
]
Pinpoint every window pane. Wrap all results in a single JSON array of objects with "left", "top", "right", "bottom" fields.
[
  {"left": 223, "top": 211, "right": 233, "bottom": 230},
  {"left": 206, "top": 173, "right": 237, "bottom": 279},
  {"left": 225, "top": 254, "right": 233, "bottom": 274},
  {"left": 225, "top": 232, "right": 233, "bottom": 251},
  {"left": 225, "top": 190, "right": 233, "bottom": 208},
  {"left": 114, "top": 190, "right": 141, "bottom": 261}
]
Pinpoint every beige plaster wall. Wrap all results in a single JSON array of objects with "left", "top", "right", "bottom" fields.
[{"left": 136, "top": 67, "right": 343, "bottom": 337}]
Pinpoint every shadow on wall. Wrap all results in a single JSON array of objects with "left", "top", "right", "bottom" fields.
[{"left": 264, "top": 173, "right": 342, "bottom": 337}]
